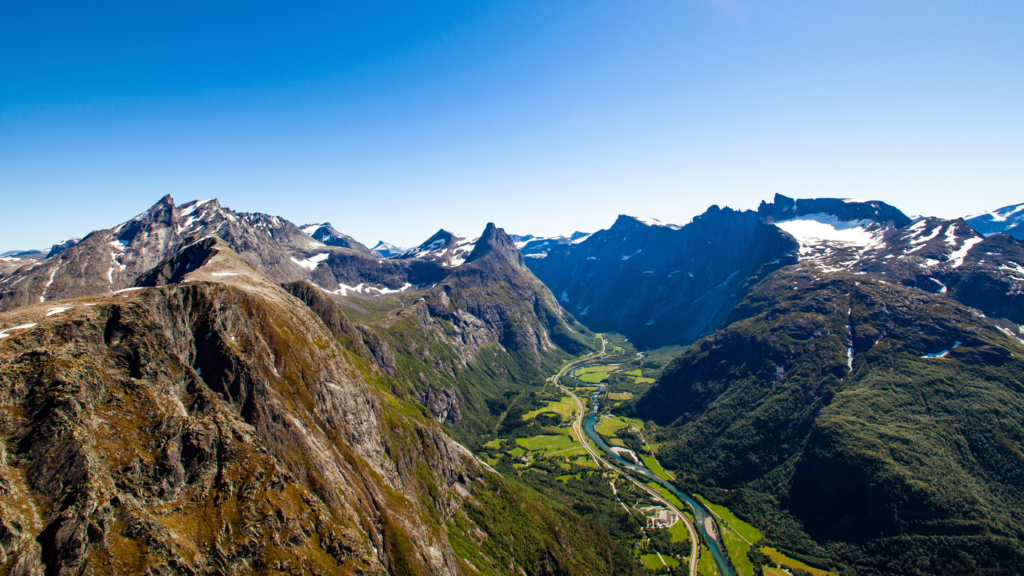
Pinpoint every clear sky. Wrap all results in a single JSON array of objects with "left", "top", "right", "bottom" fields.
[{"left": 2, "top": 1, "right": 1022, "bottom": 251}]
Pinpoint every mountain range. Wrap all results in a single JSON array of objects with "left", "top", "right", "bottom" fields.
[
  {"left": 965, "top": 202, "right": 1024, "bottom": 239},
  {"left": 2, "top": 192, "right": 1023, "bottom": 576}
]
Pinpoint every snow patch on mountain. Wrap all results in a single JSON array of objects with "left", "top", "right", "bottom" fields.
[
  {"left": 631, "top": 216, "right": 681, "bottom": 230},
  {"left": 921, "top": 341, "right": 962, "bottom": 359},
  {"left": 407, "top": 232, "right": 478, "bottom": 266},
  {"left": 947, "top": 237, "right": 983, "bottom": 268},
  {"left": 0, "top": 324, "right": 37, "bottom": 339},
  {"left": 333, "top": 282, "right": 414, "bottom": 297},
  {"left": 291, "top": 253, "right": 330, "bottom": 271},
  {"left": 965, "top": 202, "right": 1024, "bottom": 238},
  {"left": 776, "top": 214, "right": 882, "bottom": 249}
]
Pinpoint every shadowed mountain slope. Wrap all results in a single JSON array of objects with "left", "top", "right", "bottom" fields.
[
  {"left": 627, "top": 249, "right": 1024, "bottom": 575},
  {"left": 0, "top": 235, "right": 636, "bottom": 576}
]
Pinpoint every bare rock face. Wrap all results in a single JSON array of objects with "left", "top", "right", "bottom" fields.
[
  {"left": 419, "top": 388, "right": 464, "bottom": 424},
  {"left": 420, "top": 223, "right": 596, "bottom": 364},
  {"left": 0, "top": 196, "right": 447, "bottom": 313},
  {"left": 526, "top": 208, "right": 793, "bottom": 348},
  {"left": 299, "top": 223, "right": 374, "bottom": 255},
  {"left": 0, "top": 239, "right": 482, "bottom": 576}
]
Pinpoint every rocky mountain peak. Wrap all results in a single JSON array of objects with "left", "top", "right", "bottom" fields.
[
  {"left": 401, "top": 229, "right": 478, "bottom": 267},
  {"left": 370, "top": 240, "right": 407, "bottom": 257},
  {"left": 299, "top": 222, "right": 373, "bottom": 254},
  {"left": 760, "top": 193, "right": 912, "bottom": 227},
  {"left": 465, "top": 223, "right": 525, "bottom": 272},
  {"left": 414, "top": 229, "right": 457, "bottom": 252}
]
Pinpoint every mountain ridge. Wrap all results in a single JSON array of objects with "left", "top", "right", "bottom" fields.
[{"left": 0, "top": 230, "right": 634, "bottom": 576}]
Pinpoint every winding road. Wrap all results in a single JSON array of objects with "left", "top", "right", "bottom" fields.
[{"left": 547, "top": 339, "right": 702, "bottom": 576}]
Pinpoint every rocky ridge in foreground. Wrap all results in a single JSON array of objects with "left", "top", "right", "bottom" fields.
[{"left": 0, "top": 236, "right": 633, "bottom": 576}]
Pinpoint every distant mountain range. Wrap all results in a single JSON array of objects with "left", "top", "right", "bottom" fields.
[
  {"left": 964, "top": 201, "right": 1024, "bottom": 238},
  {"left": 2, "top": 192, "right": 1024, "bottom": 576}
]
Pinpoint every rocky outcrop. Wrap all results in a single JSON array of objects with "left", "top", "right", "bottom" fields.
[
  {"left": 422, "top": 223, "right": 595, "bottom": 363},
  {"left": 419, "top": 388, "right": 464, "bottom": 424},
  {"left": 758, "top": 193, "right": 912, "bottom": 227},
  {"left": 0, "top": 238, "right": 485, "bottom": 576},
  {"left": 0, "top": 196, "right": 448, "bottom": 312}
]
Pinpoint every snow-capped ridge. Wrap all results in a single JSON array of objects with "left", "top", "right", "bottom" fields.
[
  {"left": 625, "top": 215, "right": 682, "bottom": 230},
  {"left": 404, "top": 229, "right": 479, "bottom": 267},
  {"left": 965, "top": 201, "right": 1024, "bottom": 239}
]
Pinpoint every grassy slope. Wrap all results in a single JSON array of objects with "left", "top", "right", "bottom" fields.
[
  {"left": 629, "top": 269, "right": 1024, "bottom": 575},
  {"left": 450, "top": 472, "right": 643, "bottom": 576}
]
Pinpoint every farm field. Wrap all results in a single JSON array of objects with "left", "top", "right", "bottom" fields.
[
  {"left": 666, "top": 518, "right": 690, "bottom": 544},
  {"left": 646, "top": 482, "right": 686, "bottom": 510},
  {"left": 575, "top": 365, "right": 618, "bottom": 383},
  {"left": 695, "top": 495, "right": 763, "bottom": 576},
  {"left": 595, "top": 415, "right": 628, "bottom": 437},
  {"left": 515, "top": 434, "right": 578, "bottom": 454},
  {"left": 622, "top": 368, "right": 656, "bottom": 384},
  {"left": 723, "top": 529, "right": 755, "bottom": 576},
  {"left": 695, "top": 496, "right": 763, "bottom": 544},
  {"left": 640, "top": 553, "right": 678, "bottom": 570},
  {"left": 521, "top": 396, "right": 576, "bottom": 421},
  {"left": 698, "top": 544, "right": 719, "bottom": 575},
  {"left": 640, "top": 455, "right": 674, "bottom": 481}
]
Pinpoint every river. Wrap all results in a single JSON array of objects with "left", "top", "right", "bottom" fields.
[{"left": 571, "top": 370, "right": 735, "bottom": 576}]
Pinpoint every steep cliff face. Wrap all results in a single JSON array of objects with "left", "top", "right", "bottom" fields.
[
  {"left": 352, "top": 224, "right": 597, "bottom": 435},
  {"left": 758, "top": 193, "right": 912, "bottom": 227},
  {"left": 0, "top": 238, "right": 628, "bottom": 576},
  {"left": 0, "top": 237, "right": 475, "bottom": 576},
  {"left": 526, "top": 208, "right": 795, "bottom": 347}
]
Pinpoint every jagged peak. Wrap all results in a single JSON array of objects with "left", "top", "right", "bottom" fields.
[
  {"left": 153, "top": 194, "right": 175, "bottom": 209},
  {"left": 465, "top": 223, "right": 525, "bottom": 270},
  {"left": 128, "top": 194, "right": 177, "bottom": 220},
  {"left": 177, "top": 198, "right": 221, "bottom": 217}
]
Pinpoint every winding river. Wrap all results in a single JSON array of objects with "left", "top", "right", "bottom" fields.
[{"left": 571, "top": 370, "right": 735, "bottom": 576}]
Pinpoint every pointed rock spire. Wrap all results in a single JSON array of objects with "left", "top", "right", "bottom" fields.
[{"left": 465, "top": 223, "right": 525, "bottom": 271}]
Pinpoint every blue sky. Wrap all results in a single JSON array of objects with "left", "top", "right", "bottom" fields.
[{"left": 2, "top": 1, "right": 1022, "bottom": 250}]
